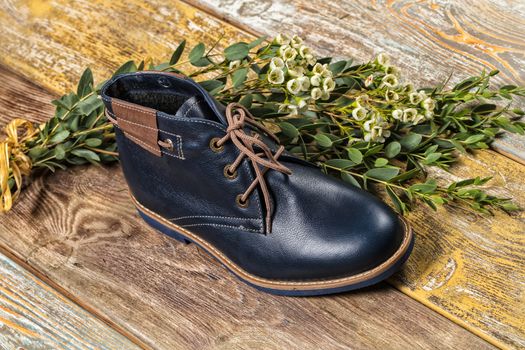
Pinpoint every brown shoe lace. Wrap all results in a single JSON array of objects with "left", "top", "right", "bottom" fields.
[{"left": 215, "top": 103, "right": 292, "bottom": 233}]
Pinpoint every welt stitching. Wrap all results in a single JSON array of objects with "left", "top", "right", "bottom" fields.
[
  {"left": 170, "top": 215, "right": 260, "bottom": 222},
  {"left": 181, "top": 223, "right": 261, "bottom": 233}
]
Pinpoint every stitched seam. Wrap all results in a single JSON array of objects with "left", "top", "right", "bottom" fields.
[
  {"left": 170, "top": 215, "right": 260, "bottom": 222},
  {"left": 112, "top": 100, "right": 155, "bottom": 114},
  {"left": 125, "top": 133, "right": 159, "bottom": 154},
  {"left": 133, "top": 195, "right": 413, "bottom": 286},
  {"left": 181, "top": 223, "right": 261, "bottom": 233},
  {"left": 107, "top": 110, "right": 185, "bottom": 160},
  {"left": 182, "top": 98, "right": 203, "bottom": 118}
]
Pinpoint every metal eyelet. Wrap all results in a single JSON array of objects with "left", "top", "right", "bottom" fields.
[
  {"left": 223, "top": 164, "right": 238, "bottom": 179},
  {"left": 209, "top": 137, "right": 224, "bottom": 153},
  {"left": 158, "top": 138, "right": 174, "bottom": 151},
  {"left": 236, "top": 194, "right": 249, "bottom": 208}
]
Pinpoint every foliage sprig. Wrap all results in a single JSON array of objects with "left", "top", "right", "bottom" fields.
[{"left": 1, "top": 34, "right": 523, "bottom": 215}]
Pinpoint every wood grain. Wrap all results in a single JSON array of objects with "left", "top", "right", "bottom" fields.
[
  {"left": 0, "top": 0, "right": 524, "bottom": 348},
  {"left": 186, "top": 0, "right": 525, "bottom": 165},
  {"left": 0, "top": 64, "right": 495, "bottom": 349},
  {"left": 0, "top": 251, "right": 140, "bottom": 349}
]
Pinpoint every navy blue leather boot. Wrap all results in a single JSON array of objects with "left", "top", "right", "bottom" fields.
[{"left": 101, "top": 71, "right": 413, "bottom": 296}]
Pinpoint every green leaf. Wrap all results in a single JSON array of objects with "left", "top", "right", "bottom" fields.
[
  {"left": 341, "top": 172, "right": 361, "bottom": 188},
  {"left": 189, "top": 43, "right": 205, "bottom": 64},
  {"left": 50, "top": 130, "right": 70, "bottom": 144},
  {"left": 314, "top": 134, "right": 333, "bottom": 148},
  {"left": 248, "top": 36, "right": 267, "bottom": 49},
  {"left": 28, "top": 146, "right": 48, "bottom": 160},
  {"left": 374, "top": 158, "right": 389, "bottom": 167},
  {"left": 77, "top": 68, "right": 94, "bottom": 98},
  {"left": 113, "top": 60, "right": 137, "bottom": 76},
  {"left": 54, "top": 144, "right": 66, "bottom": 160},
  {"left": 326, "top": 159, "right": 355, "bottom": 169},
  {"left": 424, "top": 152, "right": 442, "bottom": 164},
  {"left": 464, "top": 134, "right": 485, "bottom": 144},
  {"left": 365, "top": 167, "right": 400, "bottom": 181},
  {"left": 386, "top": 186, "right": 406, "bottom": 214},
  {"left": 347, "top": 148, "right": 363, "bottom": 164},
  {"left": 169, "top": 40, "right": 186, "bottom": 65},
  {"left": 410, "top": 180, "right": 437, "bottom": 194},
  {"left": 328, "top": 60, "right": 347, "bottom": 75},
  {"left": 239, "top": 94, "right": 253, "bottom": 108},
  {"left": 400, "top": 133, "right": 422, "bottom": 151},
  {"left": 278, "top": 122, "right": 299, "bottom": 138},
  {"left": 232, "top": 68, "right": 248, "bottom": 88},
  {"left": 199, "top": 79, "right": 224, "bottom": 92},
  {"left": 191, "top": 57, "right": 212, "bottom": 67},
  {"left": 78, "top": 94, "right": 102, "bottom": 115},
  {"left": 384, "top": 141, "right": 401, "bottom": 158},
  {"left": 224, "top": 42, "right": 250, "bottom": 61},
  {"left": 85, "top": 138, "right": 102, "bottom": 147},
  {"left": 71, "top": 148, "right": 100, "bottom": 162}
]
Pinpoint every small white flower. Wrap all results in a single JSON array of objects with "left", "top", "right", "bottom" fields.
[
  {"left": 268, "top": 68, "right": 285, "bottom": 85},
  {"left": 403, "top": 108, "right": 418, "bottom": 123},
  {"left": 403, "top": 83, "right": 414, "bottom": 93},
  {"left": 299, "top": 45, "right": 312, "bottom": 58},
  {"left": 229, "top": 60, "right": 241, "bottom": 70},
  {"left": 412, "top": 114, "right": 425, "bottom": 125},
  {"left": 376, "top": 53, "right": 390, "bottom": 66},
  {"left": 286, "top": 79, "right": 302, "bottom": 95},
  {"left": 270, "top": 57, "right": 285, "bottom": 70},
  {"left": 392, "top": 109, "right": 403, "bottom": 120},
  {"left": 274, "top": 34, "right": 290, "bottom": 45},
  {"left": 285, "top": 59, "right": 296, "bottom": 69},
  {"left": 381, "top": 74, "right": 399, "bottom": 88},
  {"left": 409, "top": 92, "right": 423, "bottom": 105},
  {"left": 321, "top": 90, "right": 330, "bottom": 100},
  {"left": 384, "top": 65, "right": 399, "bottom": 76},
  {"left": 364, "top": 75, "right": 374, "bottom": 87},
  {"left": 282, "top": 47, "right": 298, "bottom": 61},
  {"left": 363, "top": 119, "right": 373, "bottom": 131},
  {"left": 356, "top": 94, "right": 369, "bottom": 107},
  {"left": 352, "top": 107, "right": 368, "bottom": 121},
  {"left": 310, "top": 74, "right": 322, "bottom": 87},
  {"left": 422, "top": 97, "right": 435, "bottom": 111},
  {"left": 312, "top": 63, "right": 326, "bottom": 75},
  {"left": 418, "top": 90, "right": 427, "bottom": 100},
  {"left": 323, "top": 77, "right": 336, "bottom": 92},
  {"left": 425, "top": 110, "right": 434, "bottom": 120},
  {"left": 278, "top": 103, "right": 298, "bottom": 115},
  {"left": 290, "top": 35, "right": 303, "bottom": 48},
  {"left": 311, "top": 87, "right": 323, "bottom": 100},
  {"left": 289, "top": 66, "right": 305, "bottom": 78},
  {"left": 385, "top": 90, "right": 399, "bottom": 102},
  {"left": 298, "top": 76, "right": 311, "bottom": 91},
  {"left": 296, "top": 98, "right": 307, "bottom": 109},
  {"left": 305, "top": 54, "right": 316, "bottom": 66},
  {"left": 278, "top": 45, "right": 291, "bottom": 57}
]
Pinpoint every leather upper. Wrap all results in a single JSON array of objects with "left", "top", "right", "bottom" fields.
[{"left": 101, "top": 72, "right": 406, "bottom": 281}]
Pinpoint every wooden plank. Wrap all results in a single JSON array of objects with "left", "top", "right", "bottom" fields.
[
  {"left": 0, "top": 64, "right": 495, "bottom": 350},
  {"left": 0, "top": 251, "right": 140, "bottom": 349},
  {"left": 0, "top": 0, "right": 522, "bottom": 347},
  {"left": 186, "top": 0, "right": 525, "bottom": 165}
]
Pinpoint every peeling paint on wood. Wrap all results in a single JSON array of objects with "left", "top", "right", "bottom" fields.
[
  {"left": 0, "top": 0, "right": 524, "bottom": 348},
  {"left": 0, "top": 251, "right": 140, "bottom": 349}
]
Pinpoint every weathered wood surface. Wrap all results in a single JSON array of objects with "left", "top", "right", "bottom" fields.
[
  {"left": 0, "top": 63, "right": 497, "bottom": 349},
  {"left": 0, "top": 251, "right": 140, "bottom": 349},
  {"left": 188, "top": 0, "right": 525, "bottom": 165},
  {"left": 0, "top": 0, "right": 524, "bottom": 348}
]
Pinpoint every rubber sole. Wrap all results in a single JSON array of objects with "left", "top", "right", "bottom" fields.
[{"left": 135, "top": 197, "right": 414, "bottom": 296}]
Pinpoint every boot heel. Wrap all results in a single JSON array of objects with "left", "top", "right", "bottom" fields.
[{"left": 137, "top": 209, "right": 192, "bottom": 244}]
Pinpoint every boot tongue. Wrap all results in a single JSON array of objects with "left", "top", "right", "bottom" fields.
[{"left": 173, "top": 95, "right": 228, "bottom": 125}]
